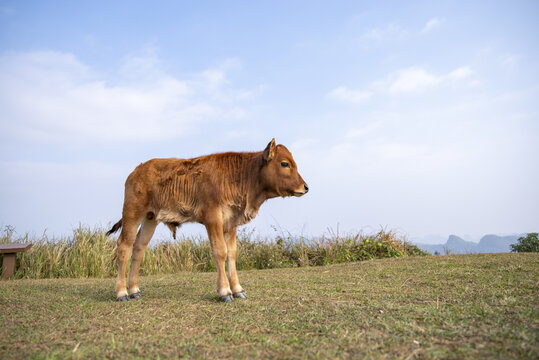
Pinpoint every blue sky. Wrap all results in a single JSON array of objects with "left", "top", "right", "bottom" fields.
[{"left": 1, "top": 1, "right": 538, "bottom": 243}]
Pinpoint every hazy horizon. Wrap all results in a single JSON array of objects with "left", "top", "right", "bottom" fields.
[{"left": 1, "top": 1, "right": 538, "bottom": 241}]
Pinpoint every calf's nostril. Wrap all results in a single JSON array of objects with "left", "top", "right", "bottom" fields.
[{"left": 304, "top": 184, "right": 309, "bottom": 192}]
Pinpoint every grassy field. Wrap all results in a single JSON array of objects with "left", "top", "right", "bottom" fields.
[{"left": 1, "top": 253, "right": 537, "bottom": 359}]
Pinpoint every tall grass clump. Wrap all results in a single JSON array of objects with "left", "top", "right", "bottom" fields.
[
  {"left": 259, "top": 228, "right": 428, "bottom": 268},
  {"left": 1, "top": 225, "right": 117, "bottom": 278},
  {"left": 0, "top": 225, "right": 428, "bottom": 279}
]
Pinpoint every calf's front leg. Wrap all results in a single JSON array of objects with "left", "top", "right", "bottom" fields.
[
  {"left": 225, "top": 228, "right": 246, "bottom": 299},
  {"left": 205, "top": 218, "right": 234, "bottom": 302}
]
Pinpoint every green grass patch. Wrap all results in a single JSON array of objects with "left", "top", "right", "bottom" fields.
[{"left": 1, "top": 253, "right": 537, "bottom": 359}]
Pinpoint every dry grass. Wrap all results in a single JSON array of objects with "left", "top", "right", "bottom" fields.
[{"left": 0, "top": 225, "right": 428, "bottom": 279}]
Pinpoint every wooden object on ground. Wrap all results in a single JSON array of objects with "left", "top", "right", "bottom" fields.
[{"left": 0, "top": 243, "right": 32, "bottom": 280}]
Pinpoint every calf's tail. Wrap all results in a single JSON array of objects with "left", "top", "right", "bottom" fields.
[{"left": 106, "top": 219, "right": 123, "bottom": 236}]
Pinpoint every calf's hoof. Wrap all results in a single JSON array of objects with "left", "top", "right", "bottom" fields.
[
  {"left": 117, "top": 295, "right": 129, "bottom": 302},
  {"left": 234, "top": 291, "right": 247, "bottom": 299},
  {"left": 129, "top": 292, "right": 141, "bottom": 299},
  {"left": 219, "top": 294, "right": 234, "bottom": 303}
]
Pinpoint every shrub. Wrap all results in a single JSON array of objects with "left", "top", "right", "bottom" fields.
[{"left": 510, "top": 233, "right": 539, "bottom": 253}]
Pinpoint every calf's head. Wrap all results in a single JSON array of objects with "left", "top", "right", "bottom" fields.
[{"left": 260, "top": 138, "right": 309, "bottom": 197}]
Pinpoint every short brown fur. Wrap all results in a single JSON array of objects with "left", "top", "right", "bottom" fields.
[{"left": 108, "top": 139, "right": 308, "bottom": 301}]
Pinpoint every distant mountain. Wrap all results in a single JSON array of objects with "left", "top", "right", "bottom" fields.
[
  {"left": 415, "top": 235, "right": 475, "bottom": 254},
  {"left": 414, "top": 234, "right": 525, "bottom": 254},
  {"left": 477, "top": 234, "right": 522, "bottom": 253},
  {"left": 446, "top": 235, "right": 477, "bottom": 252}
]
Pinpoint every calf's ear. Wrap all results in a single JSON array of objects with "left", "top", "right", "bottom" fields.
[{"left": 263, "top": 138, "right": 276, "bottom": 162}]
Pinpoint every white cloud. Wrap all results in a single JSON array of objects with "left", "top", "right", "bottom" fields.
[
  {"left": 327, "top": 66, "right": 474, "bottom": 103},
  {"left": 500, "top": 54, "right": 520, "bottom": 68},
  {"left": 362, "top": 18, "right": 443, "bottom": 41},
  {"left": 421, "top": 17, "right": 444, "bottom": 33},
  {"left": 346, "top": 120, "right": 384, "bottom": 138},
  {"left": 361, "top": 23, "right": 406, "bottom": 41},
  {"left": 387, "top": 67, "right": 442, "bottom": 93},
  {"left": 0, "top": 51, "right": 252, "bottom": 143},
  {"left": 382, "top": 66, "right": 474, "bottom": 94},
  {"left": 202, "top": 69, "right": 227, "bottom": 90},
  {"left": 327, "top": 86, "right": 372, "bottom": 103},
  {"left": 448, "top": 66, "right": 473, "bottom": 79}
]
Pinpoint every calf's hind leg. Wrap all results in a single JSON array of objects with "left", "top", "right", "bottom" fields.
[
  {"left": 205, "top": 215, "right": 233, "bottom": 302},
  {"left": 116, "top": 218, "right": 140, "bottom": 301},
  {"left": 127, "top": 218, "right": 158, "bottom": 299}
]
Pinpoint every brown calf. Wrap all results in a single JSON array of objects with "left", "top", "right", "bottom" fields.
[{"left": 107, "top": 139, "right": 308, "bottom": 302}]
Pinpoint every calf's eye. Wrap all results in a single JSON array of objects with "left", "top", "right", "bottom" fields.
[{"left": 281, "top": 162, "right": 290, "bottom": 168}]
